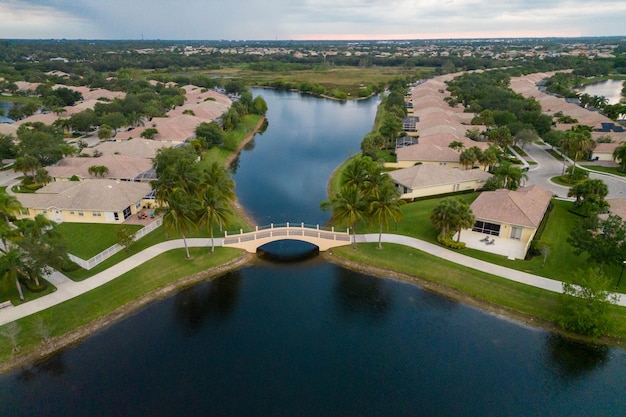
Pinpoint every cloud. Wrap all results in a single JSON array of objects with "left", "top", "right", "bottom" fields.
[{"left": 1, "top": 0, "right": 624, "bottom": 39}]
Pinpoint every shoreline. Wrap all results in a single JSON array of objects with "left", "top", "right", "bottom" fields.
[
  {"left": 322, "top": 251, "right": 625, "bottom": 348},
  {"left": 0, "top": 253, "right": 255, "bottom": 375}
]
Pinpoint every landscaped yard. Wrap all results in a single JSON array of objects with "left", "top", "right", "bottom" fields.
[
  {"left": 581, "top": 164, "right": 626, "bottom": 177},
  {"left": 56, "top": 223, "right": 143, "bottom": 259}
]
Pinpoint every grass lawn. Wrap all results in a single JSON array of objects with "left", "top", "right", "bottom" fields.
[
  {"left": 202, "top": 114, "right": 263, "bottom": 167},
  {"left": 546, "top": 149, "right": 565, "bottom": 161},
  {"left": 56, "top": 223, "right": 143, "bottom": 260},
  {"left": 581, "top": 165, "right": 626, "bottom": 177},
  {"left": 331, "top": 243, "right": 626, "bottom": 339},
  {"left": 0, "top": 247, "right": 245, "bottom": 364}
]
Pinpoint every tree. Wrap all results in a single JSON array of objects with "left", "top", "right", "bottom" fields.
[
  {"left": 567, "top": 179, "right": 608, "bottom": 216},
  {"left": 14, "top": 155, "right": 40, "bottom": 178},
  {"left": 431, "top": 198, "right": 475, "bottom": 243},
  {"left": 568, "top": 214, "right": 626, "bottom": 268},
  {"left": 34, "top": 168, "right": 52, "bottom": 186},
  {"left": 558, "top": 267, "right": 618, "bottom": 337},
  {"left": 326, "top": 184, "right": 368, "bottom": 248},
  {"left": 88, "top": 165, "right": 109, "bottom": 178},
  {"left": 252, "top": 96, "right": 268, "bottom": 115},
  {"left": 97, "top": 125, "right": 113, "bottom": 140},
  {"left": 459, "top": 146, "right": 483, "bottom": 170},
  {"left": 487, "top": 126, "right": 513, "bottom": 149},
  {"left": 449, "top": 141, "right": 465, "bottom": 152},
  {"left": 612, "top": 142, "right": 626, "bottom": 172},
  {"left": 369, "top": 179, "right": 404, "bottom": 249},
  {"left": 17, "top": 122, "right": 66, "bottom": 166},
  {"left": 197, "top": 186, "right": 233, "bottom": 253},
  {"left": 0, "top": 134, "right": 17, "bottom": 168},
  {"left": 141, "top": 128, "right": 158, "bottom": 140},
  {"left": 0, "top": 249, "right": 27, "bottom": 301},
  {"left": 479, "top": 145, "right": 501, "bottom": 171},
  {"left": 0, "top": 192, "right": 23, "bottom": 250},
  {"left": 513, "top": 128, "right": 538, "bottom": 150},
  {"left": 379, "top": 113, "right": 402, "bottom": 149},
  {"left": 68, "top": 109, "right": 98, "bottom": 134},
  {"left": 161, "top": 188, "right": 198, "bottom": 259},
  {"left": 115, "top": 225, "right": 136, "bottom": 252},
  {"left": 492, "top": 161, "right": 527, "bottom": 190},
  {"left": 195, "top": 121, "right": 223, "bottom": 148},
  {"left": 561, "top": 128, "right": 595, "bottom": 177}
]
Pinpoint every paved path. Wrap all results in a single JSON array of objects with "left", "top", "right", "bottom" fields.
[{"left": 1, "top": 233, "right": 625, "bottom": 327}]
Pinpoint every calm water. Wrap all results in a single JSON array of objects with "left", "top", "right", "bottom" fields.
[
  {"left": 576, "top": 79, "right": 624, "bottom": 105},
  {"left": 0, "top": 101, "right": 16, "bottom": 123},
  {"left": 1, "top": 89, "right": 625, "bottom": 416}
]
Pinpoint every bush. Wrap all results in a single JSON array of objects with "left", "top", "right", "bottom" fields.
[
  {"left": 437, "top": 234, "right": 467, "bottom": 250},
  {"left": 565, "top": 165, "right": 589, "bottom": 181}
]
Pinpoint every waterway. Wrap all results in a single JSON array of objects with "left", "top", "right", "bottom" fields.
[
  {"left": 575, "top": 79, "right": 624, "bottom": 105},
  {"left": 1, "top": 89, "right": 625, "bottom": 416},
  {"left": 0, "top": 101, "right": 16, "bottom": 124}
]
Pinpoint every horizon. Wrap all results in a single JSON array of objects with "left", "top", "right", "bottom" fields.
[{"left": 2, "top": 0, "right": 625, "bottom": 41}]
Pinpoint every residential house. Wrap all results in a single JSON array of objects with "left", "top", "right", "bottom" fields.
[
  {"left": 14, "top": 179, "right": 153, "bottom": 224},
  {"left": 462, "top": 185, "right": 553, "bottom": 259},
  {"left": 388, "top": 164, "right": 492, "bottom": 199}
]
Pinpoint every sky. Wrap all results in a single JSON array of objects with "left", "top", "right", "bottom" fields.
[{"left": 1, "top": 0, "right": 625, "bottom": 40}]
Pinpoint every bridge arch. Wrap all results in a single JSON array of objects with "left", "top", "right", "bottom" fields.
[{"left": 222, "top": 223, "right": 352, "bottom": 253}]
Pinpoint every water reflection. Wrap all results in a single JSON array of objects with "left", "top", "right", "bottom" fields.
[
  {"left": 17, "top": 353, "right": 67, "bottom": 382},
  {"left": 544, "top": 333, "right": 609, "bottom": 382},
  {"left": 173, "top": 273, "right": 242, "bottom": 335},
  {"left": 333, "top": 267, "right": 392, "bottom": 321}
]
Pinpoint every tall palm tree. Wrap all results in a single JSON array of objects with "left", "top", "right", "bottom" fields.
[
  {"left": 197, "top": 187, "right": 233, "bottom": 253},
  {"left": 329, "top": 184, "right": 368, "bottom": 248},
  {"left": 0, "top": 249, "right": 28, "bottom": 301},
  {"left": 0, "top": 192, "right": 23, "bottom": 251},
  {"left": 369, "top": 181, "right": 405, "bottom": 249},
  {"left": 162, "top": 189, "right": 198, "bottom": 259},
  {"left": 494, "top": 162, "right": 528, "bottom": 190},
  {"left": 341, "top": 157, "right": 372, "bottom": 189},
  {"left": 203, "top": 162, "right": 235, "bottom": 201}
]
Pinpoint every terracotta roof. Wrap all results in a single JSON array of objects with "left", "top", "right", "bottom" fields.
[
  {"left": 388, "top": 164, "right": 492, "bottom": 189},
  {"left": 606, "top": 198, "right": 626, "bottom": 221},
  {"left": 46, "top": 154, "right": 153, "bottom": 180},
  {"left": 396, "top": 143, "right": 461, "bottom": 163},
  {"left": 84, "top": 139, "right": 170, "bottom": 159},
  {"left": 470, "top": 185, "right": 553, "bottom": 228},
  {"left": 15, "top": 179, "right": 151, "bottom": 211}
]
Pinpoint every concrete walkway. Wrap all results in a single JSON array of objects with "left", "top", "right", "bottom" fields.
[{"left": 1, "top": 233, "right": 625, "bottom": 327}]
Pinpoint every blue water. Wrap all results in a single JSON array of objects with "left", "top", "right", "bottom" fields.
[
  {"left": 0, "top": 89, "right": 625, "bottom": 416},
  {"left": 0, "top": 101, "right": 16, "bottom": 123}
]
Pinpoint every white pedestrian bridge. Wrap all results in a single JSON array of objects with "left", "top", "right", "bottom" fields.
[{"left": 222, "top": 223, "right": 352, "bottom": 253}]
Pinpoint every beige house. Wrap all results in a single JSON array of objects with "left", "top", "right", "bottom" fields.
[
  {"left": 46, "top": 154, "right": 154, "bottom": 181},
  {"left": 14, "top": 179, "right": 152, "bottom": 224},
  {"left": 388, "top": 164, "right": 492, "bottom": 199},
  {"left": 463, "top": 185, "right": 553, "bottom": 259}
]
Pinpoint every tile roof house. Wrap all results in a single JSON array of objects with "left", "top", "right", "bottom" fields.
[
  {"left": 388, "top": 164, "right": 492, "bottom": 199},
  {"left": 14, "top": 179, "right": 152, "bottom": 224},
  {"left": 45, "top": 154, "right": 154, "bottom": 182},
  {"left": 463, "top": 185, "right": 553, "bottom": 259}
]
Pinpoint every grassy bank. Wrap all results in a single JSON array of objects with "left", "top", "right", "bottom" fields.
[
  {"left": 328, "top": 243, "right": 626, "bottom": 341},
  {"left": 0, "top": 247, "right": 248, "bottom": 369},
  {"left": 581, "top": 164, "right": 626, "bottom": 177}
]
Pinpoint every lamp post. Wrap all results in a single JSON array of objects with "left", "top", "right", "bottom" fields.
[{"left": 617, "top": 261, "right": 626, "bottom": 290}]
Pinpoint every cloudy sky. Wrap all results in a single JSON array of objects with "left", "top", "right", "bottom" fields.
[{"left": 1, "top": 0, "right": 625, "bottom": 40}]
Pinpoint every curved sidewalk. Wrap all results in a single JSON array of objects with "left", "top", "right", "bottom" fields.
[{"left": 1, "top": 234, "right": 624, "bottom": 327}]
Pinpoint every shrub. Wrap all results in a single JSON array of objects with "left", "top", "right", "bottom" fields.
[{"left": 437, "top": 234, "right": 467, "bottom": 250}]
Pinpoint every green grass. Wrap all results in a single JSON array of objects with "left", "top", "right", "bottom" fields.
[
  {"left": 56, "top": 223, "right": 143, "bottom": 259},
  {"left": 581, "top": 165, "right": 626, "bottom": 177},
  {"left": 202, "top": 114, "right": 263, "bottom": 167},
  {"left": 546, "top": 149, "right": 565, "bottom": 161},
  {"left": 331, "top": 243, "right": 626, "bottom": 339},
  {"left": 0, "top": 247, "right": 245, "bottom": 364}
]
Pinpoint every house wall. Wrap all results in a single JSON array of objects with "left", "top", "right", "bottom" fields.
[
  {"left": 591, "top": 151, "right": 615, "bottom": 162},
  {"left": 17, "top": 204, "right": 144, "bottom": 224}
]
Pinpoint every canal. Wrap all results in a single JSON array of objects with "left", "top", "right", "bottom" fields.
[{"left": 0, "top": 89, "right": 625, "bottom": 417}]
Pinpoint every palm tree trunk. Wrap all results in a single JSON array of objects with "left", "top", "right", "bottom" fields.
[
  {"left": 210, "top": 227, "right": 215, "bottom": 253},
  {"left": 182, "top": 234, "right": 191, "bottom": 259},
  {"left": 456, "top": 228, "right": 462, "bottom": 243},
  {"left": 378, "top": 223, "right": 383, "bottom": 249},
  {"left": 15, "top": 276, "right": 24, "bottom": 301}
]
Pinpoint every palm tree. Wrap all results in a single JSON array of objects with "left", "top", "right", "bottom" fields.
[
  {"left": 341, "top": 157, "right": 373, "bottom": 189},
  {"left": 612, "top": 142, "right": 626, "bottom": 171},
  {"left": 0, "top": 249, "right": 28, "bottom": 301},
  {"left": 494, "top": 162, "right": 528, "bottom": 190},
  {"left": 480, "top": 146, "right": 501, "bottom": 171},
  {"left": 13, "top": 155, "right": 40, "bottom": 178},
  {"left": 328, "top": 184, "right": 368, "bottom": 248},
  {"left": 162, "top": 189, "right": 198, "bottom": 259},
  {"left": 369, "top": 181, "right": 404, "bottom": 249},
  {"left": 0, "top": 192, "right": 23, "bottom": 251},
  {"left": 452, "top": 200, "right": 476, "bottom": 243},
  {"left": 197, "top": 187, "right": 233, "bottom": 252},
  {"left": 431, "top": 198, "right": 460, "bottom": 240},
  {"left": 203, "top": 162, "right": 235, "bottom": 201}
]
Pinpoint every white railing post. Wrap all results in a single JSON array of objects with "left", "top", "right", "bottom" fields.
[
  {"left": 256, "top": 226, "right": 259, "bottom": 231},
  {"left": 287, "top": 221, "right": 289, "bottom": 228}
]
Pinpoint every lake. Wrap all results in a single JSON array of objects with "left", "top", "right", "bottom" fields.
[
  {"left": 0, "top": 89, "right": 625, "bottom": 416},
  {"left": 0, "top": 101, "right": 17, "bottom": 123},
  {"left": 575, "top": 79, "right": 624, "bottom": 105}
]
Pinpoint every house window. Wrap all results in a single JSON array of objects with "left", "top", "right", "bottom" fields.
[
  {"left": 93, "top": 211, "right": 102, "bottom": 217},
  {"left": 20, "top": 209, "right": 29, "bottom": 215},
  {"left": 69, "top": 211, "right": 75, "bottom": 215},
  {"left": 453, "top": 183, "right": 460, "bottom": 191},
  {"left": 472, "top": 220, "right": 501, "bottom": 236},
  {"left": 78, "top": 211, "right": 84, "bottom": 217},
  {"left": 114, "top": 212, "right": 119, "bottom": 221},
  {"left": 122, "top": 206, "right": 132, "bottom": 219},
  {"left": 510, "top": 226, "right": 522, "bottom": 240}
]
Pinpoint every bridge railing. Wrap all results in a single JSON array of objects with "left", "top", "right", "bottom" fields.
[{"left": 223, "top": 222, "right": 351, "bottom": 245}]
